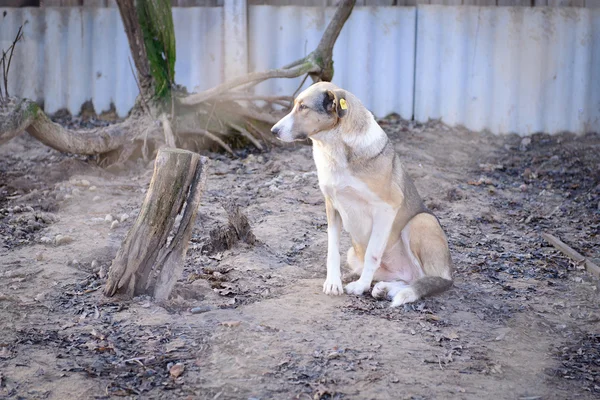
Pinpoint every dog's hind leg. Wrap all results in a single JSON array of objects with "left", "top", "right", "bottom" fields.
[
  {"left": 371, "top": 281, "right": 410, "bottom": 300},
  {"left": 389, "top": 277, "right": 453, "bottom": 307},
  {"left": 386, "top": 213, "right": 453, "bottom": 307}
]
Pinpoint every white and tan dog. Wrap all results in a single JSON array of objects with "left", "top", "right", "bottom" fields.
[{"left": 271, "top": 82, "right": 453, "bottom": 307}]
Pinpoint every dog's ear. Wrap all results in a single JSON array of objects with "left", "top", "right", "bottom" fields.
[{"left": 324, "top": 89, "right": 348, "bottom": 118}]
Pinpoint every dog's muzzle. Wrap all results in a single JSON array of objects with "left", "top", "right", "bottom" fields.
[{"left": 270, "top": 126, "right": 280, "bottom": 137}]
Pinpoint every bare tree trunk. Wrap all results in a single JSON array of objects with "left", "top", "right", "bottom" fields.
[
  {"left": 116, "top": 0, "right": 154, "bottom": 101},
  {"left": 104, "top": 148, "right": 209, "bottom": 299}
]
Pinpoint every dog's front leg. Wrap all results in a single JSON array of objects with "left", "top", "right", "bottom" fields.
[
  {"left": 345, "top": 208, "right": 396, "bottom": 295},
  {"left": 323, "top": 197, "right": 343, "bottom": 295}
]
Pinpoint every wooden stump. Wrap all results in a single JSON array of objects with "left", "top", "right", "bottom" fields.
[{"left": 104, "top": 148, "right": 209, "bottom": 300}]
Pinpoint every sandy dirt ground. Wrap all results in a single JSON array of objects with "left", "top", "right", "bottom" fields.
[{"left": 0, "top": 118, "right": 599, "bottom": 400}]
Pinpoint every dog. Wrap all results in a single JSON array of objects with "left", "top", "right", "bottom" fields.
[{"left": 271, "top": 82, "right": 453, "bottom": 307}]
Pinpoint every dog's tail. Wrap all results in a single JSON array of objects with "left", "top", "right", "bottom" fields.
[
  {"left": 413, "top": 276, "right": 453, "bottom": 298},
  {"left": 391, "top": 276, "right": 453, "bottom": 307}
]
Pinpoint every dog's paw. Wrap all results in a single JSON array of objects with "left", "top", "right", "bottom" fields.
[
  {"left": 371, "top": 282, "right": 389, "bottom": 299},
  {"left": 390, "top": 287, "right": 419, "bottom": 307},
  {"left": 323, "top": 278, "right": 344, "bottom": 296},
  {"left": 345, "top": 280, "right": 370, "bottom": 296}
]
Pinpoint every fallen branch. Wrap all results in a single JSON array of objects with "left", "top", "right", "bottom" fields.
[
  {"left": 542, "top": 232, "right": 600, "bottom": 278},
  {"left": 180, "top": 62, "right": 316, "bottom": 106},
  {"left": 215, "top": 93, "right": 293, "bottom": 108},
  {"left": 1, "top": 98, "right": 151, "bottom": 153},
  {"left": 227, "top": 121, "right": 263, "bottom": 150},
  {"left": 180, "top": 128, "right": 234, "bottom": 155}
]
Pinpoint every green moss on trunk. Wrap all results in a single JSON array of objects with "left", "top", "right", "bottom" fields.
[{"left": 136, "top": 0, "right": 176, "bottom": 100}]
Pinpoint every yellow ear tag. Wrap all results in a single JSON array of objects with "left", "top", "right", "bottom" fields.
[{"left": 339, "top": 98, "right": 348, "bottom": 110}]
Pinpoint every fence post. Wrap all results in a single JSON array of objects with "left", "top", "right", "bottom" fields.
[{"left": 223, "top": 0, "right": 248, "bottom": 80}]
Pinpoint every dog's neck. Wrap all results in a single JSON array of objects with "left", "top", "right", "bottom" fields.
[{"left": 311, "top": 116, "right": 388, "bottom": 167}]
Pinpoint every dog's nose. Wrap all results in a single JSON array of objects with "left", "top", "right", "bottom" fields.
[{"left": 271, "top": 126, "right": 280, "bottom": 137}]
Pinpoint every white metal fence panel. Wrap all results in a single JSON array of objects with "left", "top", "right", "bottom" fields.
[
  {"left": 172, "top": 7, "right": 224, "bottom": 93},
  {"left": 2, "top": 4, "right": 600, "bottom": 135},
  {"left": 415, "top": 5, "right": 600, "bottom": 135},
  {"left": 0, "top": 7, "right": 139, "bottom": 115},
  {"left": 249, "top": 5, "right": 416, "bottom": 120},
  {"left": 0, "top": 5, "right": 416, "bottom": 119},
  {"left": 0, "top": 6, "right": 225, "bottom": 117}
]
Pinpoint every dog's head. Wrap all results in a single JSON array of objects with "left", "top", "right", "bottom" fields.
[{"left": 271, "top": 82, "right": 349, "bottom": 142}]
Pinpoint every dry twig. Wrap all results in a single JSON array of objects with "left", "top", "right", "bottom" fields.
[{"left": 542, "top": 232, "right": 600, "bottom": 278}]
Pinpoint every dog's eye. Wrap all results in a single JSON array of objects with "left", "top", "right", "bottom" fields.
[{"left": 299, "top": 103, "right": 308, "bottom": 111}]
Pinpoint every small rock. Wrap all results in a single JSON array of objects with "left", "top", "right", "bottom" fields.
[
  {"left": 25, "top": 206, "right": 34, "bottom": 212},
  {"left": 169, "top": 363, "right": 185, "bottom": 378},
  {"left": 72, "top": 188, "right": 82, "bottom": 196},
  {"left": 64, "top": 194, "right": 73, "bottom": 200},
  {"left": 98, "top": 264, "right": 107, "bottom": 279},
  {"left": 190, "top": 305, "right": 212, "bottom": 314},
  {"left": 34, "top": 292, "right": 46, "bottom": 302},
  {"left": 520, "top": 137, "right": 531, "bottom": 151},
  {"left": 221, "top": 321, "right": 241, "bottom": 328},
  {"left": 55, "top": 234, "right": 74, "bottom": 246},
  {"left": 91, "top": 260, "right": 100, "bottom": 272},
  {"left": 88, "top": 186, "right": 97, "bottom": 192},
  {"left": 80, "top": 179, "right": 90, "bottom": 187},
  {"left": 105, "top": 214, "right": 113, "bottom": 222},
  {"left": 93, "top": 196, "right": 101, "bottom": 202},
  {"left": 12, "top": 205, "right": 22, "bottom": 213},
  {"left": 110, "top": 220, "right": 119, "bottom": 230},
  {"left": 119, "top": 213, "right": 129, "bottom": 223},
  {"left": 67, "top": 259, "right": 79, "bottom": 267},
  {"left": 35, "top": 252, "right": 44, "bottom": 261},
  {"left": 40, "top": 236, "right": 52, "bottom": 244},
  {"left": 519, "top": 184, "right": 528, "bottom": 192}
]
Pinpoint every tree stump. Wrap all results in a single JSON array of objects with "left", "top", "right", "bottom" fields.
[{"left": 104, "top": 148, "right": 209, "bottom": 300}]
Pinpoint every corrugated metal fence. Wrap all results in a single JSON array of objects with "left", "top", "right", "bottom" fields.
[
  {"left": 415, "top": 5, "right": 600, "bottom": 134},
  {"left": 1, "top": 5, "right": 599, "bottom": 135}
]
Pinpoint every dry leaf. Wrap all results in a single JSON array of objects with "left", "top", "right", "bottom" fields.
[
  {"left": 170, "top": 363, "right": 185, "bottom": 378},
  {"left": 166, "top": 338, "right": 186, "bottom": 353}
]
